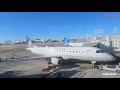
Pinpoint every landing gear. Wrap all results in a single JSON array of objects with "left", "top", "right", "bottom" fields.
[
  {"left": 98, "top": 65, "right": 103, "bottom": 70},
  {"left": 47, "top": 60, "right": 52, "bottom": 64},
  {"left": 91, "top": 61, "right": 96, "bottom": 68},
  {"left": 47, "top": 60, "right": 63, "bottom": 65},
  {"left": 48, "top": 58, "right": 63, "bottom": 65},
  {"left": 58, "top": 60, "right": 63, "bottom": 65}
]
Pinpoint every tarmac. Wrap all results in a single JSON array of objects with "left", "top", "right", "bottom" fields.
[{"left": 0, "top": 59, "right": 86, "bottom": 78}]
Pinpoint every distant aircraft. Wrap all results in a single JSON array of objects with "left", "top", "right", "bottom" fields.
[
  {"left": 64, "top": 37, "right": 96, "bottom": 47},
  {"left": 25, "top": 35, "right": 116, "bottom": 66}
]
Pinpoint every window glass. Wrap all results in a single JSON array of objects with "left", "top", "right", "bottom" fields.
[
  {"left": 96, "top": 50, "right": 100, "bottom": 53},
  {"left": 100, "top": 50, "right": 104, "bottom": 53}
]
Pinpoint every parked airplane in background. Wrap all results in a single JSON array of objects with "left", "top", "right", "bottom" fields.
[
  {"left": 25, "top": 36, "right": 116, "bottom": 66},
  {"left": 64, "top": 37, "right": 96, "bottom": 47},
  {"left": 64, "top": 37, "right": 82, "bottom": 47}
]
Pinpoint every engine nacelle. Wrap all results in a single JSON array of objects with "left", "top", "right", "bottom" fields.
[{"left": 51, "top": 58, "right": 61, "bottom": 65}]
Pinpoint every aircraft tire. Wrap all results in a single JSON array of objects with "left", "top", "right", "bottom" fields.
[
  {"left": 58, "top": 60, "right": 63, "bottom": 65},
  {"left": 48, "top": 60, "right": 52, "bottom": 64},
  {"left": 99, "top": 67, "right": 102, "bottom": 70}
]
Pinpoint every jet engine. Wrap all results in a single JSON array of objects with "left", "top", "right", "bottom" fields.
[{"left": 50, "top": 58, "right": 62, "bottom": 65}]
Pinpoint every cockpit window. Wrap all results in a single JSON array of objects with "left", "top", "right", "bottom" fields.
[
  {"left": 96, "top": 50, "right": 105, "bottom": 53},
  {"left": 100, "top": 50, "right": 104, "bottom": 53},
  {"left": 96, "top": 50, "right": 100, "bottom": 53}
]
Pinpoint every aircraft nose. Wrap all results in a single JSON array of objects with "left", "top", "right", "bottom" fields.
[
  {"left": 108, "top": 55, "right": 116, "bottom": 61},
  {"left": 112, "top": 56, "right": 116, "bottom": 61}
]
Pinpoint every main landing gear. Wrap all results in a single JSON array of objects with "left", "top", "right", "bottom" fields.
[{"left": 91, "top": 61, "right": 96, "bottom": 68}]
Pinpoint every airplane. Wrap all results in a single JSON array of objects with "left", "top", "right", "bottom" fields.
[
  {"left": 64, "top": 37, "right": 82, "bottom": 47},
  {"left": 64, "top": 37, "right": 96, "bottom": 47},
  {"left": 25, "top": 35, "right": 116, "bottom": 67}
]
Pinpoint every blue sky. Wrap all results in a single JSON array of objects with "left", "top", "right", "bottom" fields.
[{"left": 0, "top": 12, "right": 120, "bottom": 43}]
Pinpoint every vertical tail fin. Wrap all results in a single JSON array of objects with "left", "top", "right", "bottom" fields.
[
  {"left": 64, "top": 37, "right": 71, "bottom": 47},
  {"left": 25, "top": 35, "right": 34, "bottom": 48}
]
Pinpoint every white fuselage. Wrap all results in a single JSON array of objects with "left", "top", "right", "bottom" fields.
[{"left": 27, "top": 47, "right": 116, "bottom": 62}]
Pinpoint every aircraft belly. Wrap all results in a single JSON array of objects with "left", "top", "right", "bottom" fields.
[
  {"left": 62, "top": 55, "right": 87, "bottom": 60},
  {"left": 62, "top": 55, "right": 99, "bottom": 61},
  {"left": 81, "top": 56, "right": 111, "bottom": 62}
]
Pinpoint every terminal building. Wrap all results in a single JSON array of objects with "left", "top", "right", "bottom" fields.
[
  {"left": 74, "top": 35, "right": 120, "bottom": 57},
  {"left": 94, "top": 35, "right": 120, "bottom": 56}
]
